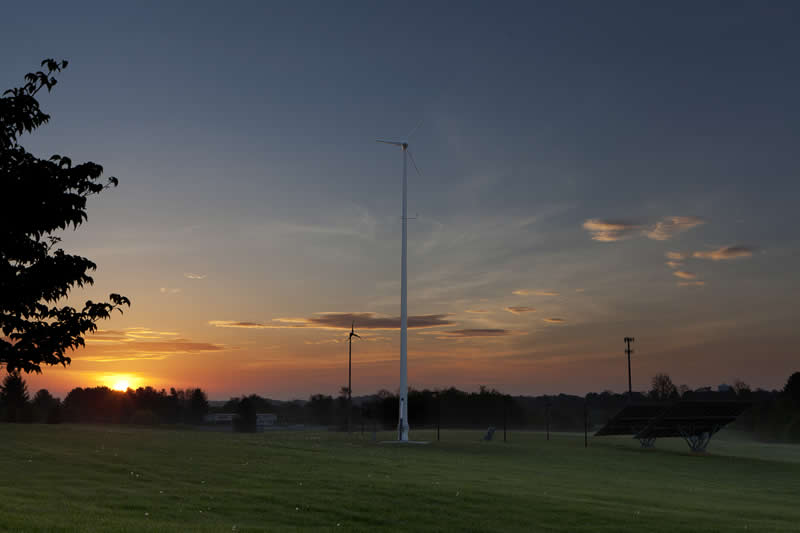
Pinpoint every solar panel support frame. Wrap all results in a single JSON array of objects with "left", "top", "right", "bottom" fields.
[{"left": 638, "top": 437, "right": 656, "bottom": 448}]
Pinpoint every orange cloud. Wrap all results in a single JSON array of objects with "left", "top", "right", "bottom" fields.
[
  {"left": 505, "top": 306, "right": 536, "bottom": 314},
  {"left": 644, "top": 216, "right": 705, "bottom": 241},
  {"left": 513, "top": 289, "right": 559, "bottom": 296},
  {"left": 665, "top": 251, "right": 687, "bottom": 260},
  {"left": 432, "top": 329, "right": 525, "bottom": 338},
  {"left": 543, "top": 318, "right": 566, "bottom": 324},
  {"left": 673, "top": 270, "right": 697, "bottom": 280},
  {"left": 465, "top": 309, "right": 489, "bottom": 314},
  {"left": 183, "top": 272, "right": 207, "bottom": 280},
  {"left": 665, "top": 261, "right": 683, "bottom": 269},
  {"left": 583, "top": 217, "right": 704, "bottom": 243},
  {"left": 208, "top": 321, "right": 270, "bottom": 329},
  {"left": 582, "top": 219, "right": 640, "bottom": 242},
  {"left": 210, "top": 312, "right": 453, "bottom": 331},
  {"left": 692, "top": 246, "right": 754, "bottom": 261},
  {"left": 81, "top": 329, "right": 225, "bottom": 362},
  {"left": 678, "top": 281, "right": 706, "bottom": 287}
]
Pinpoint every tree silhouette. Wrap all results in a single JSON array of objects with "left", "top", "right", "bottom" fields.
[
  {"left": 0, "top": 372, "right": 30, "bottom": 422},
  {"left": 783, "top": 372, "right": 800, "bottom": 406},
  {"left": 32, "top": 388, "right": 61, "bottom": 423},
  {"left": 233, "top": 396, "right": 257, "bottom": 432},
  {"left": 1, "top": 59, "right": 130, "bottom": 374},
  {"left": 649, "top": 373, "right": 678, "bottom": 401},
  {"left": 732, "top": 379, "right": 752, "bottom": 398},
  {"left": 189, "top": 388, "right": 209, "bottom": 424}
]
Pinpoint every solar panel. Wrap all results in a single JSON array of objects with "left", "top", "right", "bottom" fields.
[
  {"left": 595, "top": 400, "right": 752, "bottom": 452},
  {"left": 593, "top": 403, "right": 670, "bottom": 436},
  {"left": 635, "top": 400, "right": 751, "bottom": 440}
]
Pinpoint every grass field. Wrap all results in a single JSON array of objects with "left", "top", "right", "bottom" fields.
[{"left": 2, "top": 425, "right": 799, "bottom": 532}]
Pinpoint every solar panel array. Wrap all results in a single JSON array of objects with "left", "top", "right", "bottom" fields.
[
  {"left": 635, "top": 400, "right": 752, "bottom": 440},
  {"left": 593, "top": 403, "right": 670, "bottom": 436},
  {"left": 594, "top": 400, "right": 751, "bottom": 452}
]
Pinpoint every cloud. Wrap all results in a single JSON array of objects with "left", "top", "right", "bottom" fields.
[
  {"left": 574, "top": 288, "right": 585, "bottom": 293},
  {"left": 159, "top": 287, "right": 181, "bottom": 294},
  {"left": 672, "top": 270, "right": 697, "bottom": 280},
  {"left": 665, "top": 251, "right": 687, "bottom": 260},
  {"left": 678, "top": 281, "right": 706, "bottom": 287},
  {"left": 665, "top": 261, "right": 683, "bottom": 269},
  {"left": 543, "top": 318, "right": 566, "bottom": 324},
  {"left": 583, "top": 217, "right": 704, "bottom": 243},
  {"left": 83, "top": 328, "right": 225, "bottom": 362},
  {"left": 504, "top": 306, "right": 536, "bottom": 314},
  {"left": 90, "top": 328, "right": 181, "bottom": 342},
  {"left": 465, "top": 309, "right": 489, "bottom": 314},
  {"left": 582, "top": 219, "right": 640, "bottom": 242},
  {"left": 692, "top": 246, "right": 755, "bottom": 261},
  {"left": 303, "top": 338, "right": 345, "bottom": 345},
  {"left": 433, "top": 329, "right": 524, "bottom": 338},
  {"left": 208, "top": 321, "right": 268, "bottom": 329},
  {"left": 210, "top": 312, "right": 454, "bottom": 331},
  {"left": 184, "top": 272, "right": 207, "bottom": 280},
  {"left": 644, "top": 216, "right": 705, "bottom": 241},
  {"left": 512, "top": 289, "right": 559, "bottom": 296}
]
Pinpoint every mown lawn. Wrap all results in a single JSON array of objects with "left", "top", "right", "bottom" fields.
[{"left": 1, "top": 424, "right": 798, "bottom": 532}]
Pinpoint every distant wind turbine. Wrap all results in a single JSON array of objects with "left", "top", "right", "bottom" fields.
[
  {"left": 347, "top": 321, "right": 360, "bottom": 433},
  {"left": 376, "top": 120, "right": 422, "bottom": 442}
]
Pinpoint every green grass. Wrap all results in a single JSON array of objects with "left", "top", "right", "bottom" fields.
[{"left": 1, "top": 425, "right": 799, "bottom": 532}]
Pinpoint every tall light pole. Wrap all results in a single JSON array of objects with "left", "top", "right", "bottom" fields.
[
  {"left": 624, "top": 337, "right": 635, "bottom": 401},
  {"left": 377, "top": 131, "right": 421, "bottom": 442}
]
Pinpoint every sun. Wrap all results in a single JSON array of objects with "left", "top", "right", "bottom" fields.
[{"left": 103, "top": 374, "right": 140, "bottom": 391}]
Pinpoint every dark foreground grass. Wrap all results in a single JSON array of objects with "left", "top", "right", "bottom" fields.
[{"left": 1, "top": 425, "right": 799, "bottom": 532}]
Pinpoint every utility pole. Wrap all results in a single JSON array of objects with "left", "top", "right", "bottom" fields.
[
  {"left": 347, "top": 322, "right": 360, "bottom": 433},
  {"left": 624, "top": 337, "right": 635, "bottom": 401}
]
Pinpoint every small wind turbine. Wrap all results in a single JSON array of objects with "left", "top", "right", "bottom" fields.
[
  {"left": 376, "top": 120, "right": 422, "bottom": 442},
  {"left": 347, "top": 321, "right": 360, "bottom": 433}
]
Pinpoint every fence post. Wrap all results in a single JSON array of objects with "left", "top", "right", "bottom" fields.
[
  {"left": 503, "top": 395, "right": 507, "bottom": 442},
  {"left": 584, "top": 399, "right": 588, "bottom": 448}
]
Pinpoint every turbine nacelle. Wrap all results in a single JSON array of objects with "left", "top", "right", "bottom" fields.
[
  {"left": 376, "top": 140, "right": 408, "bottom": 150},
  {"left": 376, "top": 140, "right": 421, "bottom": 176}
]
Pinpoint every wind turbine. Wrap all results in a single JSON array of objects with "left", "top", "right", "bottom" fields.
[
  {"left": 376, "top": 121, "right": 422, "bottom": 442},
  {"left": 347, "top": 321, "right": 360, "bottom": 433}
]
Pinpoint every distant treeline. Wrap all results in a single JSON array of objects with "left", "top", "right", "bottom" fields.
[
  {"left": 0, "top": 374, "right": 209, "bottom": 426},
  {"left": 2, "top": 371, "right": 799, "bottom": 442}
]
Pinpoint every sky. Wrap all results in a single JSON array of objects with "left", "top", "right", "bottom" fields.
[{"left": 2, "top": 1, "right": 799, "bottom": 400}]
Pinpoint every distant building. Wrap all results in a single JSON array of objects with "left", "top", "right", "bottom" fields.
[
  {"left": 204, "top": 412, "right": 277, "bottom": 429},
  {"left": 257, "top": 413, "right": 277, "bottom": 428},
  {"left": 205, "top": 413, "right": 235, "bottom": 424}
]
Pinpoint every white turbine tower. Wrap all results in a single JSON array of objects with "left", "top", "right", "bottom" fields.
[{"left": 377, "top": 121, "right": 422, "bottom": 442}]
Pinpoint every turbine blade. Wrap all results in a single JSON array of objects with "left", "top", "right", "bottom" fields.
[
  {"left": 406, "top": 119, "right": 423, "bottom": 140},
  {"left": 376, "top": 140, "right": 404, "bottom": 146},
  {"left": 407, "top": 149, "right": 422, "bottom": 176},
  {"left": 353, "top": 333, "right": 361, "bottom": 338}
]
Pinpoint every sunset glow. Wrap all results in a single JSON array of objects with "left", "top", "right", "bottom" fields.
[{"left": 11, "top": 3, "right": 800, "bottom": 402}]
